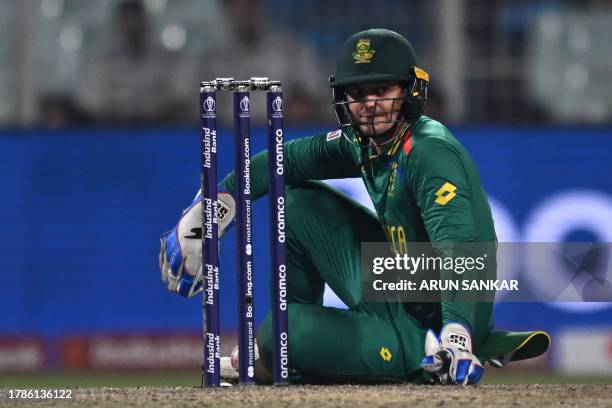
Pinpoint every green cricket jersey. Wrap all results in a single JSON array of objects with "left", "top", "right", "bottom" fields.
[{"left": 221, "top": 115, "right": 496, "bottom": 336}]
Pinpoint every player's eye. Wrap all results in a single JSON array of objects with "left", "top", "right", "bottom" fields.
[
  {"left": 374, "top": 86, "right": 388, "bottom": 96},
  {"left": 347, "top": 88, "right": 363, "bottom": 99}
]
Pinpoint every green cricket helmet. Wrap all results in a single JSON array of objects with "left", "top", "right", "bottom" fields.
[{"left": 329, "top": 28, "right": 429, "bottom": 135}]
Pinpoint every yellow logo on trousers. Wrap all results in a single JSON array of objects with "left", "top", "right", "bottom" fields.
[
  {"left": 380, "top": 347, "right": 392, "bottom": 362},
  {"left": 434, "top": 182, "right": 457, "bottom": 205}
]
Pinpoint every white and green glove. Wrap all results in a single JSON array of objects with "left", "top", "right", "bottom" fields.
[
  {"left": 159, "top": 188, "right": 235, "bottom": 297},
  {"left": 421, "top": 323, "right": 484, "bottom": 385}
]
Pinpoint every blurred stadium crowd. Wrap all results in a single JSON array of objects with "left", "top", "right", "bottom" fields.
[{"left": 1, "top": 0, "right": 610, "bottom": 128}]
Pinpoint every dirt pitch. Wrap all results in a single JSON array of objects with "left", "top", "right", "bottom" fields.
[{"left": 4, "top": 384, "right": 610, "bottom": 408}]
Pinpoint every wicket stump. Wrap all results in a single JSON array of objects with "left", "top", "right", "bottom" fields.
[{"left": 199, "top": 77, "right": 289, "bottom": 387}]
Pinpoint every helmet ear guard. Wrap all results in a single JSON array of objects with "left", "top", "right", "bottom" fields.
[
  {"left": 399, "top": 66, "right": 429, "bottom": 124},
  {"left": 329, "top": 74, "right": 353, "bottom": 130}
]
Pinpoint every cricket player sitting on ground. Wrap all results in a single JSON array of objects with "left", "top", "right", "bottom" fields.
[{"left": 159, "top": 29, "right": 550, "bottom": 385}]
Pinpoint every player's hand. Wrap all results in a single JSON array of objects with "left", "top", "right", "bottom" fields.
[
  {"left": 159, "top": 187, "right": 235, "bottom": 297},
  {"left": 421, "top": 323, "right": 484, "bottom": 385}
]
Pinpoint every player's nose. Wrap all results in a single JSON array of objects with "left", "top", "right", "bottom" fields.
[{"left": 361, "top": 94, "right": 378, "bottom": 108}]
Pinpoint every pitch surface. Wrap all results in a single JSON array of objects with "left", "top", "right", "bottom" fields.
[{"left": 2, "top": 384, "right": 611, "bottom": 408}]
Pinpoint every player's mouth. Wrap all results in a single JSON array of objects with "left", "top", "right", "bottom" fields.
[{"left": 358, "top": 114, "right": 386, "bottom": 125}]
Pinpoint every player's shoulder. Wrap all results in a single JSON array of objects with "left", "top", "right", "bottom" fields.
[
  {"left": 403, "top": 116, "right": 462, "bottom": 159},
  {"left": 294, "top": 127, "right": 357, "bottom": 158},
  {"left": 411, "top": 116, "right": 456, "bottom": 145},
  {"left": 288, "top": 128, "right": 346, "bottom": 145}
]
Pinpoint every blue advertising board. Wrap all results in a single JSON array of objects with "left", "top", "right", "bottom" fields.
[{"left": 0, "top": 126, "right": 610, "bottom": 338}]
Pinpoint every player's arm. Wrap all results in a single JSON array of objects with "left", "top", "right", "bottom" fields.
[
  {"left": 220, "top": 131, "right": 359, "bottom": 197},
  {"left": 159, "top": 131, "right": 357, "bottom": 297},
  {"left": 407, "top": 136, "right": 480, "bottom": 328},
  {"left": 407, "top": 136, "right": 485, "bottom": 385}
]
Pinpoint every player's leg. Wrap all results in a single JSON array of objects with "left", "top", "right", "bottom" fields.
[
  {"left": 279, "top": 180, "right": 386, "bottom": 308},
  {"left": 256, "top": 181, "right": 430, "bottom": 382},
  {"left": 257, "top": 303, "right": 431, "bottom": 383}
]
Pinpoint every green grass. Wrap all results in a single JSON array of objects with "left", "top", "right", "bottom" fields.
[{"left": 0, "top": 371, "right": 610, "bottom": 388}]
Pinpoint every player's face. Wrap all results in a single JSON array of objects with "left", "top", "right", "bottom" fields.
[{"left": 345, "top": 82, "right": 406, "bottom": 137}]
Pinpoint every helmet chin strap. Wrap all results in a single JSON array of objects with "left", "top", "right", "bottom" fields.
[
  {"left": 369, "top": 121, "right": 402, "bottom": 146},
  {"left": 356, "top": 119, "right": 410, "bottom": 169},
  {"left": 360, "top": 117, "right": 410, "bottom": 149}
]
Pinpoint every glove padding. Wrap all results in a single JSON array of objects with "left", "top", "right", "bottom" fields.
[
  {"left": 159, "top": 188, "right": 235, "bottom": 297},
  {"left": 421, "top": 323, "right": 484, "bottom": 385}
]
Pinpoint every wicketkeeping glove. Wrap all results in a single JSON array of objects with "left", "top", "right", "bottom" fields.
[
  {"left": 421, "top": 323, "right": 484, "bottom": 385},
  {"left": 159, "top": 188, "right": 235, "bottom": 297}
]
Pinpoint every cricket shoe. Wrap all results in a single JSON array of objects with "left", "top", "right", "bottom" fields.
[{"left": 479, "top": 330, "right": 551, "bottom": 368}]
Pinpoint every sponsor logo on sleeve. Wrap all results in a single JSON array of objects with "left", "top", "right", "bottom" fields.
[
  {"left": 434, "top": 182, "right": 457, "bottom": 205},
  {"left": 326, "top": 130, "right": 342, "bottom": 142}
]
